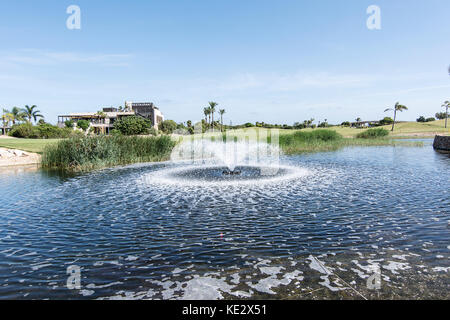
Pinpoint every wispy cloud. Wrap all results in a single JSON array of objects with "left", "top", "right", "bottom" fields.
[
  {"left": 0, "top": 49, "right": 133, "bottom": 67},
  {"left": 215, "top": 72, "right": 378, "bottom": 92}
]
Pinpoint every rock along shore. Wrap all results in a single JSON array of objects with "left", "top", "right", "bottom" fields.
[{"left": 0, "top": 148, "right": 41, "bottom": 167}]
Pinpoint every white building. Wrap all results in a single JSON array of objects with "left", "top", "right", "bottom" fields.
[{"left": 58, "top": 101, "right": 164, "bottom": 134}]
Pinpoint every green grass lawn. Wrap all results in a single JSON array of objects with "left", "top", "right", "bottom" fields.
[
  {"left": 379, "top": 119, "right": 449, "bottom": 135},
  {"left": 288, "top": 120, "right": 449, "bottom": 137},
  {"left": 229, "top": 120, "right": 449, "bottom": 138},
  {"left": 1, "top": 120, "right": 448, "bottom": 155},
  {"left": 0, "top": 138, "right": 60, "bottom": 153}
]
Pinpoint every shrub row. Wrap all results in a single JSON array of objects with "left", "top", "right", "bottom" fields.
[{"left": 9, "top": 123, "right": 83, "bottom": 139}]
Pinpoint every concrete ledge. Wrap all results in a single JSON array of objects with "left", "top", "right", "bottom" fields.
[{"left": 433, "top": 135, "right": 450, "bottom": 153}]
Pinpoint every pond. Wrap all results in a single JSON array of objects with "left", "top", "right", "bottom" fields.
[{"left": 0, "top": 143, "right": 448, "bottom": 299}]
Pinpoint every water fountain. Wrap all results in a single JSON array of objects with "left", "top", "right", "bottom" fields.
[
  {"left": 222, "top": 169, "right": 241, "bottom": 176},
  {"left": 165, "top": 138, "right": 289, "bottom": 184}
]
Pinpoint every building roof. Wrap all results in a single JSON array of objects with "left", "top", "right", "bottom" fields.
[{"left": 59, "top": 112, "right": 135, "bottom": 118}]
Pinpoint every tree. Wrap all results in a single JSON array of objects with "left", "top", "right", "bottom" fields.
[
  {"left": 203, "top": 107, "right": 210, "bottom": 125},
  {"left": 22, "top": 105, "right": 43, "bottom": 123},
  {"left": 208, "top": 102, "right": 218, "bottom": 130},
  {"left": 158, "top": 120, "right": 177, "bottom": 134},
  {"left": 416, "top": 116, "right": 426, "bottom": 123},
  {"left": 384, "top": 102, "right": 408, "bottom": 131},
  {"left": 219, "top": 109, "right": 225, "bottom": 132},
  {"left": 435, "top": 112, "right": 447, "bottom": 120},
  {"left": 442, "top": 100, "right": 449, "bottom": 128},
  {"left": 11, "top": 107, "right": 24, "bottom": 124},
  {"left": 114, "top": 116, "right": 152, "bottom": 135},
  {"left": 2, "top": 109, "right": 13, "bottom": 135},
  {"left": 186, "top": 120, "right": 194, "bottom": 135},
  {"left": 65, "top": 120, "right": 75, "bottom": 128},
  {"left": 76, "top": 120, "right": 90, "bottom": 131},
  {"left": 379, "top": 117, "right": 394, "bottom": 125}
]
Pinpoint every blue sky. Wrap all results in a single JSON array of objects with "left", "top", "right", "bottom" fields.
[{"left": 0, "top": 0, "right": 449, "bottom": 125}]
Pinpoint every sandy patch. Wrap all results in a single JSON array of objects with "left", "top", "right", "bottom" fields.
[{"left": 0, "top": 147, "right": 41, "bottom": 167}]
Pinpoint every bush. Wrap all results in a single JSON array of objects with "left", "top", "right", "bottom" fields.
[
  {"left": 435, "top": 112, "right": 447, "bottom": 120},
  {"left": 293, "top": 122, "right": 307, "bottom": 129},
  {"left": 9, "top": 122, "right": 81, "bottom": 139},
  {"left": 356, "top": 128, "right": 389, "bottom": 139},
  {"left": 148, "top": 127, "right": 158, "bottom": 136},
  {"left": 42, "top": 135, "right": 176, "bottom": 172},
  {"left": 37, "top": 123, "right": 64, "bottom": 139},
  {"left": 341, "top": 121, "right": 351, "bottom": 127},
  {"left": 417, "top": 116, "right": 426, "bottom": 123},
  {"left": 9, "top": 123, "right": 40, "bottom": 138},
  {"left": 379, "top": 117, "right": 394, "bottom": 125},
  {"left": 65, "top": 120, "right": 74, "bottom": 128},
  {"left": 417, "top": 116, "right": 436, "bottom": 123},
  {"left": 114, "top": 116, "right": 152, "bottom": 135},
  {"left": 158, "top": 120, "right": 177, "bottom": 134},
  {"left": 77, "top": 120, "right": 90, "bottom": 131}
]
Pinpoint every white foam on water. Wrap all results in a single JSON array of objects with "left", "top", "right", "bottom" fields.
[
  {"left": 80, "top": 289, "right": 95, "bottom": 296},
  {"left": 318, "top": 275, "right": 346, "bottom": 292},
  {"left": 125, "top": 255, "right": 139, "bottom": 261},
  {"left": 382, "top": 261, "right": 411, "bottom": 274},
  {"left": 139, "top": 164, "right": 311, "bottom": 187},
  {"left": 31, "top": 263, "right": 52, "bottom": 271},
  {"left": 248, "top": 269, "right": 304, "bottom": 295},
  {"left": 432, "top": 267, "right": 449, "bottom": 272},
  {"left": 86, "top": 282, "right": 123, "bottom": 289},
  {"left": 180, "top": 276, "right": 233, "bottom": 300},
  {"left": 307, "top": 255, "right": 331, "bottom": 275}
]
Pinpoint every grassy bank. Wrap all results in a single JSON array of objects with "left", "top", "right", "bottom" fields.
[
  {"left": 278, "top": 129, "right": 423, "bottom": 154},
  {"left": 187, "top": 128, "right": 424, "bottom": 154},
  {"left": 42, "top": 135, "right": 175, "bottom": 172},
  {"left": 0, "top": 138, "right": 60, "bottom": 153}
]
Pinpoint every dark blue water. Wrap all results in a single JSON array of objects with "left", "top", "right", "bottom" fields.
[{"left": 0, "top": 144, "right": 448, "bottom": 299}]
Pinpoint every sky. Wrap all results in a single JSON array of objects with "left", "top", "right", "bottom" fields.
[{"left": 0, "top": 0, "right": 449, "bottom": 125}]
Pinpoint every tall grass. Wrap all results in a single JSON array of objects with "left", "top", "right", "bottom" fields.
[
  {"left": 279, "top": 129, "right": 422, "bottom": 154},
  {"left": 356, "top": 128, "right": 389, "bottom": 139},
  {"left": 42, "top": 135, "right": 175, "bottom": 172}
]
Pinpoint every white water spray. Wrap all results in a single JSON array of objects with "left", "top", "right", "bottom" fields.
[{"left": 170, "top": 139, "right": 280, "bottom": 172}]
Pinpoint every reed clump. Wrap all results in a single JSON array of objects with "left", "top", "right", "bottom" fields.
[
  {"left": 279, "top": 129, "right": 422, "bottom": 153},
  {"left": 42, "top": 135, "right": 175, "bottom": 172}
]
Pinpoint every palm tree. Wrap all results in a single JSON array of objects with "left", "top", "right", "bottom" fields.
[
  {"left": 384, "top": 102, "right": 408, "bottom": 131},
  {"left": 208, "top": 101, "right": 218, "bottom": 130},
  {"left": 442, "top": 101, "right": 449, "bottom": 129},
  {"left": 1, "top": 109, "right": 14, "bottom": 135},
  {"left": 219, "top": 109, "right": 226, "bottom": 132},
  {"left": 11, "top": 107, "right": 24, "bottom": 124},
  {"left": 203, "top": 107, "right": 210, "bottom": 125},
  {"left": 22, "top": 105, "right": 43, "bottom": 123}
]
